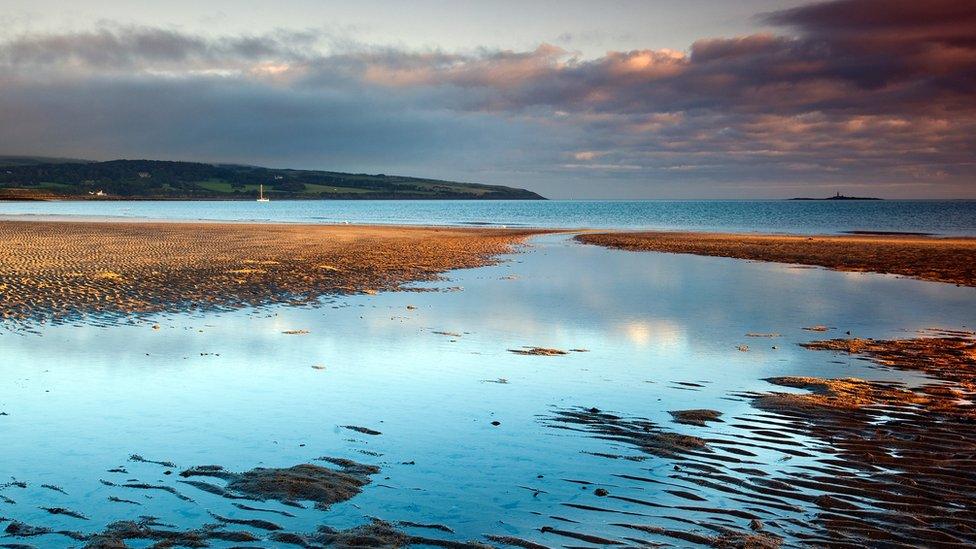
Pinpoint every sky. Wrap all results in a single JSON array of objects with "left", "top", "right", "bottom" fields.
[{"left": 1, "top": 0, "right": 974, "bottom": 198}]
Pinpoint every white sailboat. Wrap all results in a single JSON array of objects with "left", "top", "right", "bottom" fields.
[{"left": 257, "top": 184, "right": 270, "bottom": 202}]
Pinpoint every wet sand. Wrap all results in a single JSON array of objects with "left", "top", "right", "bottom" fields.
[
  {"left": 576, "top": 231, "right": 976, "bottom": 286},
  {"left": 3, "top": 222, "right": 976, "bottom": 547},
  {"left": 548, "top": 333, "right": 976, "bottom": 546},
  {"left": 0, "top": 220, "right": 547, "bottom": 325}
]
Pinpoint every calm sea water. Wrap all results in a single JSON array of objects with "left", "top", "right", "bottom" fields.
[
  {"left": 2, "top": 199, "right": 975, "bottom": 234},
  {"left": 2, "top": 235, "right": 974, "bottom": 546}
]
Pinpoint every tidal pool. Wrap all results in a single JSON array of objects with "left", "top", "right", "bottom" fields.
[{"left": 1, "top": 234, "right": 973, "bottom": 547}]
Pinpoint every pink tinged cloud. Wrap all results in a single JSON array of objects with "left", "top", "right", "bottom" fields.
[{"left": 0, "top": 0, "right": 974, "bottom": 196}]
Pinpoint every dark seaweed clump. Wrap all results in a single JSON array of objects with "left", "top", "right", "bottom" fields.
[
  {"left": 180, "top": 458, "right": 379, "bottom": 510},
  {"left": 669, "top": 409, "right": 724, "bottom": 426}
]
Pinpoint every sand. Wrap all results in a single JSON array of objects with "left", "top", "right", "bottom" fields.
[
  {"left": 547, "top": 334, "right": 976, "bottom": 546},
  {"left": 576, "top": 231, "right": 976, "bottom": 286},
  {"left": 0, "top": 220, "right": 546, "bottom": 324},
  {"left": 179, "top": 458, "right": 380, "bottom": 510},
  {"left": 0, "top": 189, "right": 61, "bottom": 201}
]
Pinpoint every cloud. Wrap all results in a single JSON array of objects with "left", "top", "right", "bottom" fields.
[
  {"left": 1, "top": 0, "right": 974, "bottom": 198},
  {"left": 0, "top": 25, "right": 323, "bottom": 75},
  {"left": 763, "top": 0, "right": 976, "bottom": 36}
]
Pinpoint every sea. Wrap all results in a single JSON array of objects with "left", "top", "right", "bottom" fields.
[
  {"left": 2, "top": 200, "right": 976, "bottom": 547},
  {"left": 2, "top": 199, "right": 975, "bottom": 234}
]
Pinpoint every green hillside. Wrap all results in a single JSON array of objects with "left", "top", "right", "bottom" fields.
[{"left": 0, "top": 158, "right": 545, "bottom": 200}]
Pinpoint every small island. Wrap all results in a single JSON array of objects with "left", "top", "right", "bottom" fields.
[
  {"left": 791, "top": 192, "right": 881, "bottom": 201},
  {"left": 0, "top": 157, "right": 545, "bottom": 200}
]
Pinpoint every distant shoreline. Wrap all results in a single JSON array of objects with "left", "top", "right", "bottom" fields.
[
  {"left": 0, "top": 194, "right": 546, "bottom": 202},
  {"left": 0, "top": 158, "right": 546, "bottom": 200},
  {"left": 790, "top": 194, "right": 881, "bottom": 201}
]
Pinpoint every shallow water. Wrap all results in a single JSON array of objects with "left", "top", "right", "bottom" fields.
[
  {"left": 3, "top": 199, "right": 976, "bottom": 234},
  {"left": 1, "top": 235, "right": 974, "bottom": 547}
]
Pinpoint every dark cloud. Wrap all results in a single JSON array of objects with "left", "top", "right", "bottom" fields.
[
  {"left": 0, "top": 76, "right": 546, "bottom": 176},
  {"left": 763, "top": 0, "right": 976, "bottom": 36},
  {"left": 1, "top": 0, "right": 974, "bottom": 198}
]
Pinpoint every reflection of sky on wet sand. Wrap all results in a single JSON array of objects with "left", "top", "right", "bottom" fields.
[{"left": 1, "top": 234, "right": 974, "bottom": 546}]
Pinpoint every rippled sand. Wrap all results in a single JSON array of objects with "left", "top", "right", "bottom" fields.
[
  {"left": 0, "top": 220, "right": 546, "bottom": 324},
  {"left": 576, "top": 231, "right": 976, "bottom": 286},
  {"left": 546, "top": 334, "right": 976, "bottom": 547},
  {"left": 3, "top": 222, "right": 975, "bottom": 547}
]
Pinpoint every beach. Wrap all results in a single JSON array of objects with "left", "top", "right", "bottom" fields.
[
  {"left": 0, "top": 220, "right": 547, "bottom": 324},
  {"left": 1, "top": 217, "right": 975, "bottom": 548},
  {"left": 577, "top": 231, "right": 976, "bottom": 286},
  {"left": 3, "top": 0, "right": 974, "bottom": 545},
  {"left": 4, "top": 220, "right": 975, "bottom": 327}
]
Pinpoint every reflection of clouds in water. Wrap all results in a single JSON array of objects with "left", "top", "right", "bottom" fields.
[
  {"left": 360, "top": 302, "right": 615, "bottom": 353},
  {"left": 768, "top": 263, "right": 820, "bottom": 277},
  {"left": 271, "top": 313, "right": 299, "bottom": 332},
  {"left": 3, "top": 233, "right": 976, "bottom": 547},
  {"left": 348, "top": 235, "right": 976, "bottom": 357},
  {"left": 838, "top": 270, "right": 874, "bottom": 282},
  {"left": 620, "top": 318, "right": 686, "bottom": 352}
]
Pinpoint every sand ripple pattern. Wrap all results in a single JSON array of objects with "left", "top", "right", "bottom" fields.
[
  {"left": 0, "top": 220, "right": 542, "bottom": 326},
  {"left": 576, "top": 231, "right": 976, "bottom": 287},
  {"left": 541, "top": 336, "right": 976, "bottom": 548}
]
